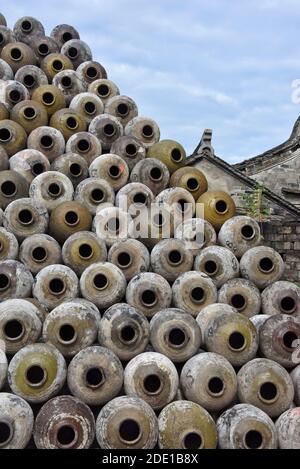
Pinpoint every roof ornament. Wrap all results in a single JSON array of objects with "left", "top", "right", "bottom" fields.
[{"left": 191, "top": 128, "right": 214, "bottom": 158}]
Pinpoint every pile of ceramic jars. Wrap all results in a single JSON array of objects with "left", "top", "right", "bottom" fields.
[{"left": 0, "top": 13, "right": 299, "bottom": 449}]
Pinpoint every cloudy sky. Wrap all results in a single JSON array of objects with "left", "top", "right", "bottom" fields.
[{"left": 4, "top": 0, "right": 300, "bottom": 162}]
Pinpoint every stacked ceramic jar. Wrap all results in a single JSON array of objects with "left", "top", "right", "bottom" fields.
[{"left": 0, "top": 13, "right": 299, "bottom": 450}]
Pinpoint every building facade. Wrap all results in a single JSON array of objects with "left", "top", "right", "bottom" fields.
[{"left": 187, "top": 125, "right": 300, "bottom": 282}]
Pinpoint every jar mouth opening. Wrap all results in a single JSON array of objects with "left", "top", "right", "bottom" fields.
[
  {"left": 90, "top": 187, "right": 105, "bottom": 203},
  {"left": 55, "top": 424, "right": 79, "bottom": 449},
  {"left": 97, "top": 83, "right": 110, "bottom": 97},
  {"left": 23, "top": 106, "right": 37, "bottom": 120},
  {"left": 243, "top": 430, "right": 264, "bottom": 450},
  {"left": 21, "top": 20, "right": 33, "bottom": 33},
  {"left": 258, "top": 257, "right": 274, "bottom": 273},
  {"left": 142, "top": 124, "right": 154, "bottom": 138},
  {"left": 61, "top": 76, "right": 72, "bottom": 88},
  {"left": 241, "top": 224, "right": 255, "bottom": 240},
  {"left": 190, "top": 286, "right": 206, "bottom": 304},
  {"left": 170, "top": 148, "right": 183, "bottom": 163},
  {"left": 116, "top": 102, "right": 129, "bottom": 117},
  {"left": 38, "top": 43, "right": 49, "bottom": 56},
  {"left": 117, "top": 251, "right": 132, "bottom": 268},
  {"left": 78, "top": 243, "right": 94, "bottom": 260},
  {"left": 133, "top": 192, "right": 147, "bottom": 206},
  {"left": 140, "top": 289, "right": 157, "bottom": 307},
  {"left": 204, "top": 259, "right": 218, "bottom": 276},
  {"left": 85, "top": 366, "right": 105, "bottom": 388},
  {"left": 66, "top": 116, "right": 79, "bottom": 130},
  {"left": 84, "top": 101, "right": 96, "bottom": 115},
  {"left": 23, "top": 74, "right": 35, "bottom": 88},
  {"left": 40, "top": 135, "right": 54, "bottom": 148},
  {"left": 42, "top": 92, "right": 55, "bottom": 106},
  {"left": 9, "top": 89, "right": 21, "bottom": 103},
  {"left": 62, "top": 31, "right": 73, "bottom": 43},
  {"left": 10, "top": 47, "right": 23, "bottom": 61},
  {"left": 48, "top": 277, "right": 66, "bottom": 295},
  {"left": 167, "top": 327, "right": 187, "bottom": 348},
  {"left": 118, "top": 419, "right": 142, "bottom": 445},
  {"left": 32, "top": 162, "right": 45, "bottom": 176},
  {"left": 227, "top": 330, "right": 246, "bottom": 351},
  {"left": 182, "top": 431, "right": 203, "bottom": 450},
  {"left": 177, "top": 198, "right": 189, "bottom": 213},
  {"left": 64, "top": 210, "right": 80, "bottom": 226},
  {"left": 47, "top": 182, "right": 63, "bottom": 198},
  {"left": 125, "top": 143, "right": 137, "bottom": 157},
  {"left": 67, "top": 46, "right": 78, "bottom": 59},
  {"left": 57, "top": 323, "right": 77, "bottom": 345},
  {"left": 18, "top": 209, "right": 34, "bottom": 225},
  {"left": 282, "top": 330, "right": 299, "bottom": 351},
  {"left": 0, "top": 420, "right": 13, "bottom": 447},
  {"left": 280, "top": 296, "right": 297, "bottom": 314},
  {"left": 258, "top": 381, "right": 279, "bottom": 404},
  {"left": 31, "top": 246, "right": 48, "bottom": 263},
  {"left": 152, "top": 213, "right": 165, "bottom": 227},
  {"left": 143, "top": 373, "right": 162, "bottom": 395},
  {"left": 186, "top": 177, "right": 199, "bottom": 191},
  {"left": 25, "top": 364, "right": 48, "bottom": 388},
  {"left": 76, "top": 138, "right": 90, "bottom": 153},
  {"left": 118, "top": 324, "right": 137, "bottom": 344},
  {"left": 167, "top": 249, "right": 183, "bottom": 266},
  {"left": 106, "top": 217, "right": 120, "bottom": 234},
  {"left": 3, "top": 319, "right": 25, "bottom": 341},
  {"left": 206, "top": 376, "right": 225, "bottom": 397},
  {"left": 104, "top": 123, "right": 116, "bottom": 137},
  {"left": 1, "top": 180, "right": 16, "bottom": 196},
  {"left": 230, "top": 293, "right": 247, "bottom": 311},
  {"left": 149, "top": 166, "right": 163, "bottom": 181},
  {"left": 215, "top": 199, "right": 228, "bottom": 215},
  {"left": 52, "top": 59, "right": 64, "bottom": 72},
  {"left": 108, "top": 165, "right": 121, "bottom": 179},
  {"left": 0, "top": 274, "right": 10, "bottom": 291},
  {"left": 86, "top": 66, "right": 98, "bottom": 79},
  {"left": 69, "top": 162, "right": 83, "bottom": 177},
  {"left": 93, "top": 273, "right": 108, "bottom": 290},
  {"left": 0, "top": 128, "right": 12, "bottom": 143}
]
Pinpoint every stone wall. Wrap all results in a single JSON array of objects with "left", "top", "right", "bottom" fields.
[
  {"left": 250, "top": 150, "right": 300, "bottom": 208},
  {"left": 261, "top": 219, "right": 300, "bottom": 283},
  {"left": 190, "top": 156, "right": 300, "bottom": 283}
]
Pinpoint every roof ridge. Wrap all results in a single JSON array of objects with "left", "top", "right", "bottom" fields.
[{"left": 234, "top": 115, "right": 300, "bottom": 171}]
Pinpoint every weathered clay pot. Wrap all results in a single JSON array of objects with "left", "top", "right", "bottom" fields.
[
  {"left": 8, "top": 343, "right": 67, "bottom": 403},
  {"left": 126, "top": 272, "right": 172, "bottom": 318},
  {"left": 67, "top": 346, "right": 123, "bottom": 406},
  {"left": 124, "top": 351, "right": 179, "bottom": 410},
  {"left": 158, "top": 400, "right": 217, "bottom": 449},
  {"left": 98, "top": 303, "right": 150, "bottom": 361},
  {"left": 147, "top": 139, "right": 185, "bottom": 171},
  {"left": 80, "top": 261, "right": 126, "bottom": 309},
  {"left": 170, "top": 167, "right": 208, "bottom": 200},
  {"left": 181, "top": 352, "right": 237, "bottom": 412},
  {"left": 34, "top": 395, "right": 95, "bottom": 449},
  {"left": 217, "top": 403, "right": 277, "bottom": 449},
  {"left": 150, "top": 308, "right": 201, "bottom": 363},
  {"left": 96, "top": 396, "right": 158, "bottom": 449},
  {"left": 49, "top": 201, "right": 92, "bottom": 244},
  {"left": 237, "top": 358, "right": 294, "bottom": 417},
  {"left": 0, "top": 393, "right": 34, "bottom": 449},
  {"left": 197, "top": 190, "right": 236, "bottom": 230},
  {"left": 0, "top": 120, "right": 27, "bottom": 157}
]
